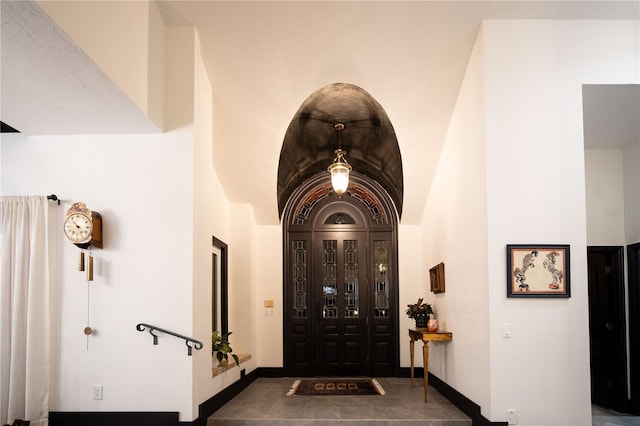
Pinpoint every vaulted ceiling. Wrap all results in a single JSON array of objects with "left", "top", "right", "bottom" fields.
[
  {"left": 277, "top": 83, "right": 403, "bottom": 219},
  {"left": 1, "top": 1, "right": 638, "bottom": 224}
]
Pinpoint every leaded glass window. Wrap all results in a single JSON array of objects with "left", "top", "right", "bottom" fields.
[
  {"left": 293, "top": 240, "right": 307, "bottom": 318},
  {"left": 344, "top": 240, "right": 359, "bottom": 318},
  {"left": 322, "top": 240, "right": 338, "bottom": 318},
  {"left": 374, "top": 240, "right": 389, "bottom": 318},
  {"left": 324, "top": 212, "right": 356, "bottom": 224}
]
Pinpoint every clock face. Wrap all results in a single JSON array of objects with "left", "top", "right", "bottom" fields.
[{"left": 64, "top": 212, "right": 93, "bottom": 244}]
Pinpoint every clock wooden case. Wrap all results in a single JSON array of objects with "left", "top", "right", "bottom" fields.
[{"left": 82, "top": 211, "right": 103, "bottom": 249}]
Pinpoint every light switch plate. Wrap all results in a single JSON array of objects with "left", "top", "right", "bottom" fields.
[
  {"left": 503, "top": 323, "right": 512, "bottom": 338},
  {"left": 93, "top": 385, "right": 103, "bottom": 400}
]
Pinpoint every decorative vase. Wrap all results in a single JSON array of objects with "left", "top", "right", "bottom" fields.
[
  {"left": 415, "top": 315, "right": 428, "bottom": 328},
  {"left": 427, "top": 314, "right": 439, "bottom": 332}
]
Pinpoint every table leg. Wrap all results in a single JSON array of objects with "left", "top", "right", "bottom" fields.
[
  {"left": 410, "top": 338, "right": 415, "bottom": 387},
  {"left": 422, "top": 341, "right": 430, "bottom": 402}
]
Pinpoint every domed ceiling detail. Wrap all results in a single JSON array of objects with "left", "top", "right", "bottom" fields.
[{"left": 277, "top": 83, "right": 403, "bottom": 220}]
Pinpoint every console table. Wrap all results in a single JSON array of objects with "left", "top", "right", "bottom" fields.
[{"left": 408, "top": 328, "right": 453, "bottom": 402}]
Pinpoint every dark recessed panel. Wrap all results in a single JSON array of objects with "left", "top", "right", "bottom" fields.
[
  {"left": 375, "top": 323, "right": 390, "bottom": 334},
  {"left": 344, "top": 341, "right": 360, "bottom": 363},
  {"left": 344, "top": 324, "right": 359, "bottom": 334},
  {"left": 322, "top": 341, "right": 338, "bottom": 363},
  {"left": 292, "top": 324, "right": 308, "bottom": 335},
  {"left": 322, "top": 324, "right": 338, "bottom": 334},
  {"left": 374, "top": 341, "right": 391, "bottom": 363},
  {"left": 293, "top": 341, "right": 309, "bottom": 364}
]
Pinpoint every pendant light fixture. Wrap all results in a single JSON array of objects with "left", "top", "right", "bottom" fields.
[{"left": 327, "top": 123, "right": 352, "bottom": 195}]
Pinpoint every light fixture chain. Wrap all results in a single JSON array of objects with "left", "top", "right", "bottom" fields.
[{"left": 335, "top": 123, "right": 344, "bottom": 149}]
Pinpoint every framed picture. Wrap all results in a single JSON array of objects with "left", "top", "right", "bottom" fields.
[
  {"left": 506, "top": 244, "right": 570, "bottom": 298},
  {"left": 430, "top": 262, "right": 445, "bottom": 294}
]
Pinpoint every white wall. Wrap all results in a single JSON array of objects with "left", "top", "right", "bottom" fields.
[
  {"left": 482, "top": 20, "right": 638, "bottom": 425},
  {"left": 1, "top": 129, "right": 194, "bottom": 417},
  {"left": 0, "top": 24, "right": 244, "bottom": 423},
  {"left": 421, "top": 26, "right": 491, "bottom": 414},
  {"left": 254, "top": 225, "right": 284, "bottom": 367},
  {"left": 191, "top": 28, "right": 245, "bottom": 420},
  {"left": 37, "top": 0, "right": 165, "bottom": 129},
  {"left": 228, "top": 203, "right": 257, "bottom": 356},
  {"left": 585, "top": 149, "right": 626, "bottom": 245},
  {"left": 398, "top": 224, "right": 428, "bottom": 366},
  {"left": 623, "top": 141, "right": 640, "bottom": 244},
  {"left": 584, "top": 145, "right": 640, "bottom": 247}
]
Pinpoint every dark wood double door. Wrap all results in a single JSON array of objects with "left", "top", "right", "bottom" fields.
[
  {"left": 284, "top": 200, "right": 398, "bottom": 377},
  {"left": 314, "top": 232, "right": 369, "bottom": 376}
]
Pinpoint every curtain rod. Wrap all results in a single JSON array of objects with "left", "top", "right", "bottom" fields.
[{"left": 47, "top": 194, "right": 60, "bottom": 205}]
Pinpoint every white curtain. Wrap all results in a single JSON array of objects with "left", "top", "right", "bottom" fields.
[{"left": 0, "top": 196, "right": 53, "bottom": 426}]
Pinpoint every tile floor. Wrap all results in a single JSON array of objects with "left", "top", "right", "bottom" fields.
[
  {"left": 592, "top": 405, "right": 640, "bottom": 426},
  {"left": 207, "top": 377, "right": 640, "bottom": 425},
  {"left": 207, "top": 377, "right": 471, "bottom": 425}
]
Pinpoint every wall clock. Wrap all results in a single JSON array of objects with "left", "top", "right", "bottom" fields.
[
  {"left": 63, "top": 202, "right": 103, "bottom": 249},
  {"left": 64, "top": 202, "right": 104, "bottom": 343},
  {"left": 64, "top": 202, "right": 103, "bottom": 279}
]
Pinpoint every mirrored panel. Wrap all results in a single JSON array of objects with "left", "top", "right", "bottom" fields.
[{"left": 212, "top": 236, "right": 228, "bottom": 335}]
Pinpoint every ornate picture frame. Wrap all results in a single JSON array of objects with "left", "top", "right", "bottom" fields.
[
  {"left": 506, "top": 244, "right": 570, "bottom": 298},
  {"left": 429, "top": 262, "right": 445, "bottom": 294}
]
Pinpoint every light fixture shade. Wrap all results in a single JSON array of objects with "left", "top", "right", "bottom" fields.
[{"left": 328, "top": 149, "right": 352, "bottom": 195}]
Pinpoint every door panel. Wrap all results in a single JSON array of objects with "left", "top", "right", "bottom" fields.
[
  {"left": 288, "top": 234, "right": 313, "bottom": 376},
  {"left": 315, "top": 234, "right": 369, "bottom": 376},
  {"left": 629, "top": 242, "right": 640, "bottom": 415},
  {"left": 587, "top": 246, "right": 627, "bottom": 412},
  {"left": 370, "top": 236, "right": 395, "bottom": 375}
]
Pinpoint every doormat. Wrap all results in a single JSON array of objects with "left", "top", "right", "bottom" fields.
[{"left": 287, "top": 378, "right": 385, "bottom": 396}]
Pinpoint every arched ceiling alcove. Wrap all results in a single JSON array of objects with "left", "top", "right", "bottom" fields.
[{"left": 277, "top": 83, "right": 403, "bottom": 219}]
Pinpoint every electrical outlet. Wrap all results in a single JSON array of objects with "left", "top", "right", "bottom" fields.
[
  {"left": 506, "top": 409, "right": 517, "bottom": 425},
  {"left": 93, "top": 385, "right": 103, "bottom": 400}
]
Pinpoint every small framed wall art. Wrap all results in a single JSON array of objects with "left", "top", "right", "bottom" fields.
[
  {"left": 506, "top": 244, "right": 570, "bottom": 298},
  {"left": 429, "top": 262, "right": 445, "bottom": 294}
]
